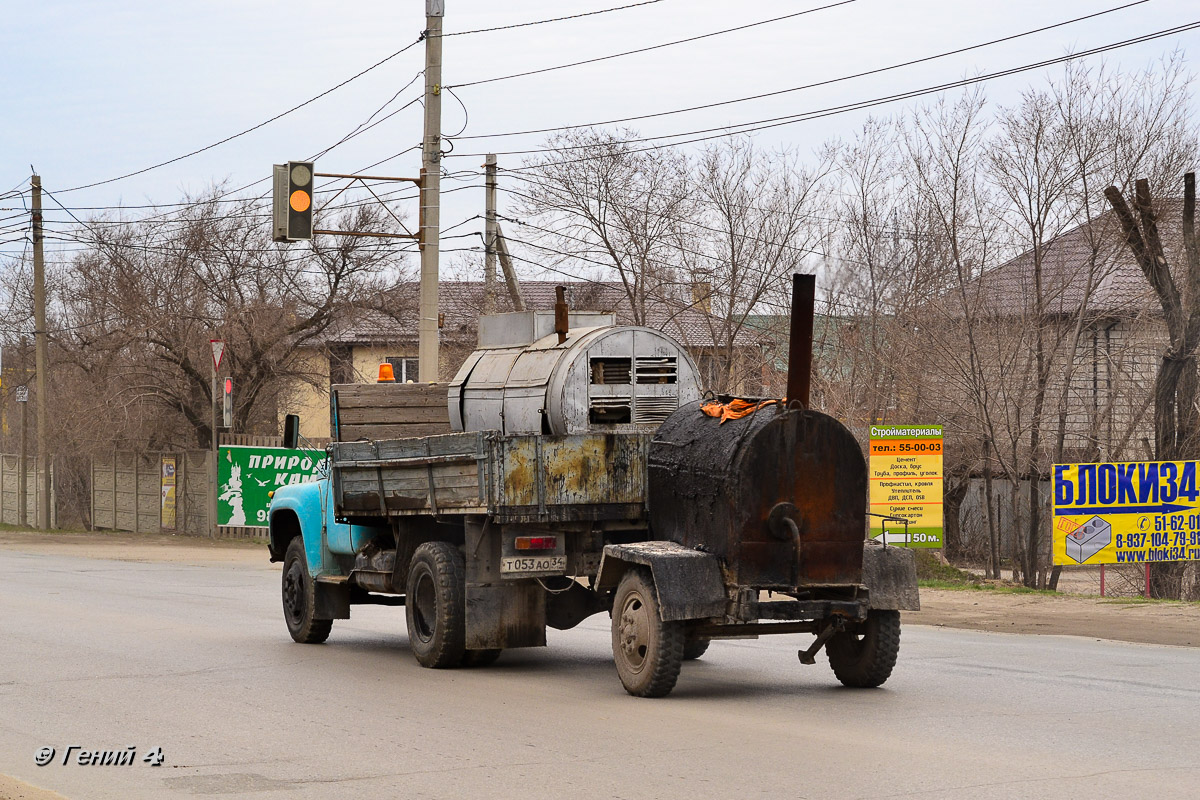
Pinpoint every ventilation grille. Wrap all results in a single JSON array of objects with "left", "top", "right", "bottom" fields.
[
  {"left": 633, "top": 395, "right": 678, "bottom": 424},
  {"left": 590, "top": 358, "right": 631, "bottom": 384},
  {"left": 635, "top": 357, "right": 677, "bottom": 384},
  {"left": 589, "top": 395, "right": 632, "bottom": 424}
]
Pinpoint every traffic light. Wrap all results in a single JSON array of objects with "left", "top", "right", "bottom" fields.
[
  {"left": 222, "top": 377, "right": 233, "bottom": 429},
  {"left": 272, "top": 161, "right": 314, "bottom": 242}
]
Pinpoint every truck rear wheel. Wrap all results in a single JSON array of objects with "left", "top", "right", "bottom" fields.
[
  {"left": 611, "top": 568, "right": 684, "bottom": 697},
  {"left": 405, "top": 542, "right": 467, "bottom": 669},
  {"left": 282, "top": 537, "right": 332, "bottom": 644},
  {"left": 826, "top": 609, "right": 901, "bottom": 688}
]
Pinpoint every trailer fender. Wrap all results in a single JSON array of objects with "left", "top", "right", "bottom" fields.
[
  {"left": 596, "top": 542, "right": 725, "bottom": 622},
  {"left": 862, "top": 541, "right": 921, "bottom": 611}
]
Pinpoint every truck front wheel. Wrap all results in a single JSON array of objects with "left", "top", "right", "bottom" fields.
[
  {"left": 826, "top": 609, "right": 901, "bottom": 688},
  {"left": 611, "top": 567, "right": 685, "bottom": 697},
  {"left": 405, "top": 542, "right": 467, "bottom": 668},
  {"left": 282, "top": 537, "right": 332, "bottom": 644}
]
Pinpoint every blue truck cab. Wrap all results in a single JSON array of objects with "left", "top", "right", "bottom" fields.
[{"left": 266, "top": 470, "right": 389, "bottom": 577}]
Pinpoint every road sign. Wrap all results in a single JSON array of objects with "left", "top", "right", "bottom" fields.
[
  {"left": 869, "top": 424, "right": 944, "bottom": 547},
  {"left": 210, "top": 340, "right": 225, "bottom": 372},
  {"left": 1052, "top": 461, "right": 1200, "bottom": 565},
  {"left": 15, "top": 386, "right": 28, "bottom": 402}
]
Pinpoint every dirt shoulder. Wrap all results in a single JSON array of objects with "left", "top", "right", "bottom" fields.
[
  {"left": 2, "top": 530, "right": 1197, "bottom": 648},
  {"left": 908, "top": 588, "right": 1200, "bottom": 648},
  {"left": 0, "top": 529, "right": 267, "bottom": 568}
]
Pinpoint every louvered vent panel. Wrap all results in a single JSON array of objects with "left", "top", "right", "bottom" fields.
[
  {"left": 590, "top": 358, "right": 631, "bottom": 384},
  {"left": 633, "top": 395, "right": 678, "bottom": 424},
  {"left": 635, "top": 357, "right": 677, "bottom": 384},
  {"left": 589, "top": 395, "right": 632, "bottom": 424}
]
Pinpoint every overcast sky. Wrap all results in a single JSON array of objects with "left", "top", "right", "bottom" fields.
[{"left": 1, "top": 0, "right": 1195, "bottom": 274}]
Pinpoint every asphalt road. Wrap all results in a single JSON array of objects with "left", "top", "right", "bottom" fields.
[{"left": 1, "top": 549, "right": 1197, "bottom": 800}]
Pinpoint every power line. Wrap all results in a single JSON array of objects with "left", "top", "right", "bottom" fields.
[
  {"left": 438, "top": 0, "right": 666, "bottom": 37},
  {"left": 448, "top": 0, "right": 1149, "bottom": 141},
  {"left": 445, "top": 1, "right": 856, "bottom": 89},
  {"left": 55, "top": 35, "right": 426, "bottom": 194},
  {"left": 460, "top": 19, "right": 1200, "bottom": 169}
]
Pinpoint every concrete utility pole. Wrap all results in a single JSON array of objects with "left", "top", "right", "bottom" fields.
[
  {"left": 418, "top": 0, "right": 444, "bottom": 382},
  {"left": 31, "top": 175, "right": 50, "bottom": 529},
  {"left": 483, "top": 155, "right": 525, "bottom": 312},
  {"left": 18, "top": 337, "right": 27, "bottom": 528},
  {"left": 483, "top": 154, "right": 498, "bottom": 314}
]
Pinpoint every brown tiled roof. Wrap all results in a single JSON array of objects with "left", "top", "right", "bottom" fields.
[
  {"left": 962, "top": 200, "right": 1187, "bottom": 316},
  {"left": 313, "top": 280, "right": 765, "bottom": 349}
]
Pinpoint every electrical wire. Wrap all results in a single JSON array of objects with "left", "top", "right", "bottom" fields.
[
  {"left": 55, "top": 36, "right": 426, "bottom": 194},
  {"left": 445, "top": 1, "right": 856, "bottom": 89},
  {"left": 448, "top": 0, "right": 1150, "bottom": 141},
  {"left": 438, "top": 0, "right": 666, "bottom": 37},
  {"left": 458, "top": 19, "right": 1200, "bottom": 168}
]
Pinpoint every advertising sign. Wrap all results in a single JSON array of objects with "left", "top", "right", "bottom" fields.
[
  {"left": 869, "top": 425, "right": 943, "bottom": 547},
  {"left": 161, "top": 456, "right": 176, "bottom": 530},
  {"left": 217, "top": 445, "right": 324, "bottom": 528},
  {"left": 1052, "top": 461, "right": 1200, "bottom": 565}
]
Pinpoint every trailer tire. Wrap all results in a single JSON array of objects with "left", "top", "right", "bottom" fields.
[
  {"left": 826, "top": 609, "right": 901, "bottom": 688},
  {"left": 682, "top": 636, "right": 711, "bottom": 661},
  {"left": 461, "top": 649, "right": 502, "bottom": 667},
  {"left": 405, "top": 542, "right": 467, "bottom": 669},
  {"left": 611, "top": 568, "right": 685, "bottom": 697},
  {"left": 282, "top": 537, "right": 332, "bottom": 644}
]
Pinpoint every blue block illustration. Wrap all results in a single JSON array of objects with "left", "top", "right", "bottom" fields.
[{"left": 1065, "top": 516, "right": 1111, "bottom": 563}]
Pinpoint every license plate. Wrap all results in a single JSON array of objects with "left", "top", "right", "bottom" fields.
[{"left": 501, "top": 555, "right": 567, "bottom": 574}]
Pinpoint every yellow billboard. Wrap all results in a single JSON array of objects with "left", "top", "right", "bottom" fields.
[
  {"left": 1052, "top": 461, "right": 1200, "bottom": 565},
  {"left": 869, "top": 425, "right": 943, "bottom": 547}
]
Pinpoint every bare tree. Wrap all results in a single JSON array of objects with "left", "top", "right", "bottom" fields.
[{"left": 516, "top": 128, "right": 694, "bottom": 325}]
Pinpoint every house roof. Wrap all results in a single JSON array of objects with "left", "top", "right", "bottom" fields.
[
  {"left": 314, "top": 280, "right": 767, "bottom": 350},
  {"left": 961, "top": 200, "right": 1187, "bottom": 317}
]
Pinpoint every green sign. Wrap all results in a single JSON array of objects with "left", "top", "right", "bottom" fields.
[{"left": 217, "top": 445, "right": 325, "bottom": 527}]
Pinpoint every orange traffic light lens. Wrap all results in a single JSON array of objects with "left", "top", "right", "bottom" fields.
[{"left": 289, "top": 190, "right": 311, "bottom": 213}]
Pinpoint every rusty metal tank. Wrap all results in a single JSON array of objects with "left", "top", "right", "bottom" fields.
[
  {"left": 647, "top": 400, "right": 867, "bottom": 590},
  {"left": 449, "top": 310, "right": 702, "bottom": 436}
]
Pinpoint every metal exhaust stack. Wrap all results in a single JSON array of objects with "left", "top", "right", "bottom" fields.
[
  {"left": 554, "top": 285, "right": 569, "bottom": 344},
  {"left": 786, "top": 273, "right": 815, "bottom": 407}
]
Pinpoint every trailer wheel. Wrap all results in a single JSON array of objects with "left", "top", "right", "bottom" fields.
[
  {"left": 683, "top": 636, "right": 711, "bottom": 661},
  {"left": 405, "top": 542, "right": 467, "bottom": 668},
  {"left": 461, "top": 649, "right": 502, "bottom": 667},
  {"left": 826, "top": 609, "right": 901, "bottom": 688},
  {"left": 611, "top": 568, "right": 685, "bottom": 697},
  {"left": 282, "top": 537, "right": 332, "bottom": 644}
]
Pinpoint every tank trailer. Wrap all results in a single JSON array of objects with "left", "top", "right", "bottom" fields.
[{"left": 267, "top": 278, "right": 919, "bottom": 697}]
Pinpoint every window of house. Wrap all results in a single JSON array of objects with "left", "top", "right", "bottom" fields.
[{"left": 385, "top": 357, "right": 419, "bottom": 383}]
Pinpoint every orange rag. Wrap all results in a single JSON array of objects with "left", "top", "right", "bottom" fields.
[{"left": 700, "top": 398, "right": 779, "bottom": 424}]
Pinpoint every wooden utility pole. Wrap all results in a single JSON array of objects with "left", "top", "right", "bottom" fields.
[
  {"left": 31, "top": 175, "right": 50, "bottom": 529},
  {"left": 495, "top": 223, "right": 525, "bottom": 311},
  {"left": 18, "top": 337, "right": 27, "bottom": 528},
  {"left": 483, "top": 154, "right": 498, "bottom": 313},
  {"left": 418, "top": 0, "right": 444, "bottom": 382}
]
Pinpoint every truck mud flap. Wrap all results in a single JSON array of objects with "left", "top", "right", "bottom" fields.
[
  {"left": 862, "top": 542, "right": 920, "bottom": 611},
  {"left": 596, "top": 542, "right": 725, "bottom": 622}
]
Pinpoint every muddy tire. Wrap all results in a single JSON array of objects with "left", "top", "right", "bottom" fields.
[
  {"left": 282, "top": 537, "right": 332, "bottom": 644},
  {"left": 826, "top": 609, "right": 901, "bottom": 688},
  {"left": 683, "top": 636, "right": 711, "bottom": 661},
  {"left": 405, "top": 542, "right": 467, "bottom": 669},
  {"left": 461, "top": 648, "right": 503, "bottom": 667},
  {"left": 611, "top": 568, "right": 685, "bottom": 697}
]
